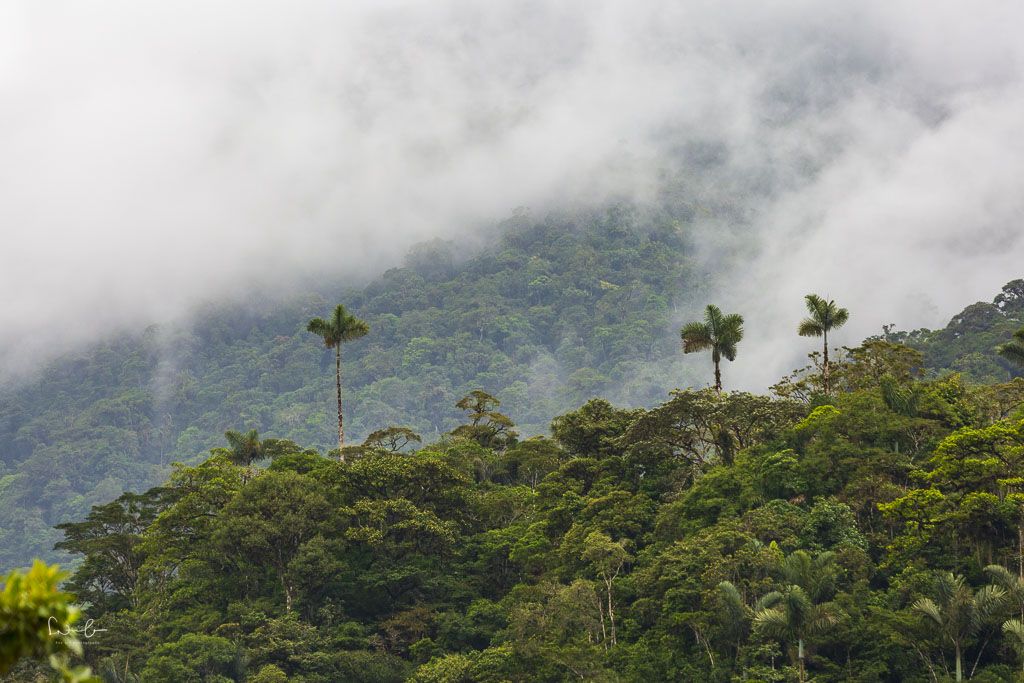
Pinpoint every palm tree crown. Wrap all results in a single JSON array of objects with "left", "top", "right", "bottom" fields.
[
  {"left": 797, "top": 294, "right": 849, "bottom": 339},
  {"left": 307, "top": 304, "right": 370, "bottom": 350},
  {"left": 681, "top": 304, "right": 744, "bottom": 392}
]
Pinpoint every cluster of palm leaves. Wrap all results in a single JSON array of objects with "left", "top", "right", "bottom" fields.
[
  {"left": 713, "top": 554, "right": 1024, "bottom": 683},
  {"left": 713, "top": 550, "right": 840, "bottom": 683},
  {"left": 910, "top": 569, "right": 1011, "bottom": 682}
]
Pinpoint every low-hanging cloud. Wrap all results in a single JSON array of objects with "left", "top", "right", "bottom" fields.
[{"left": 2, "top": 1, "right": 1023, "bottom": 387}]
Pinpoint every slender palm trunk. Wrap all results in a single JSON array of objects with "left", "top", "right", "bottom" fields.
[
  {"left": 336, "top": 345, "right": 345, "bottom": 461},
  {"left": 798, "top": 638, "right": 806, "bottom": 683},
  {"left": 713, "top": 353, "right": 722, "bottom": 392},
  {"left": 822, "top": 329, "right": 830, "bottom": 395},
  {"left": 955, "top": 643, "right": 962, "bottom": 682}
]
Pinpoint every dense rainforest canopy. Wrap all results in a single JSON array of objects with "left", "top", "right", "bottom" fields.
[{"left": 8, "top": 338, "right": 1024, "bottom": 681}]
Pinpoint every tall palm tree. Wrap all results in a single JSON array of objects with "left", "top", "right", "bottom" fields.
[
  {"left": 998, "top": 327, "right": 1024, "bottom": 370},
  {"left": 753, "top": 585, "right": 838, "bottom": 683},
  {"left": 912, "top": 572, "right": 1006, "bottom": 682},
  {"left": 681, "top": 304, "right": 744, "bottom": 392},
  {"left": 797, "top": 294, "right": 849, "bottom": 395},
  {"left": 753, "top": 549, "right": 840, "bottom": 682},
  {"left": 307, "top": 304, "right": 369, "bottom": 460}
]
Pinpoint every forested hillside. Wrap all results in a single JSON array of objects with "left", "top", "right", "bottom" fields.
[
  {"left": 0, "top": 208, "right": 702, "bottom": 569},
  {"left": 10, "top": 340, "right": 1024, "bottom": 681},
  {"left": 898, "top": 279, "right": 1024, "bottom": 383}
]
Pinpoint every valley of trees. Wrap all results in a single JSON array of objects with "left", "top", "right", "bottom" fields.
[{"left": 7, "top": 294, "right": 1024, "bottom": 679}]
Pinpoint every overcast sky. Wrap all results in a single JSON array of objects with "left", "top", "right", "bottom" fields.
[{"left": 2, "top": 1, "right": 1023, "bottom": 387}]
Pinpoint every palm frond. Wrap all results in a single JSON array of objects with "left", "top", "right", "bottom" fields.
[
  {"left": 306, "top": 317, "right": 338, "bottom": 348},
  {"left": 752, "top": 607, "right": 790, "bottom": 639},
  {"left": 798, "top": 318, "right": 823, "bottom": 337},
  {"left": 1003, "top": 618, "right": 1024, "bottom": 649},
  {"left": 985, "top": 564, "right": 1017, "bottom": 586},
  {"left": 681, "top": 322, "right": 713, "bottom": 353},
  {"left": 704, "top": 304, "right": 725, "bottom": 328},
  {"left": 975, "top": 584, "right": 1008, "bottom": 622},
  {"left": 912, "top": 597, "right": 944, "bottom": 626},
  {"left": 720, "top": 313, "right": 744, "bottom": 343},
  {"left": 717, "top": 581, "right": 750, "bottom": 625},
  {"left": 934, "top": 572, "right": 964, "bottom": 607},
  {"left": 754, "top": 590, "right": 783, "bottom": 612},
  {"left": 340, "top": 316, "right": 370, "bottom": 341},
  {"left": 807, "top": 603, "right": 840, "bottom": 634},
  {"left": 999, "top": 332, "right": 1024, "bottom": 369},
  {"left": 306, "top": 317, "right": 328, "bottom": 335},
  {"left": 804, "top": 293, "right": 826, "bottom": 316}
]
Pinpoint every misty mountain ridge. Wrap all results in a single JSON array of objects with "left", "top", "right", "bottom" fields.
[{"left": 0, "top": 209, "right": 1021, "bottom": 570}]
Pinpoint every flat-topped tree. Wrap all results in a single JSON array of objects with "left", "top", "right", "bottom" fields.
[
  {"left": 452, "top": 389, "right": 517, "bottom": 449},
  {"left": 307, "top": 304, "right": 369, "bottom": 460},
  {"left": 681, "top": 304, "right": 744, "bottom": 392},
  {"left": 798, "top": 294, "right": 849, "bottom": 395}
]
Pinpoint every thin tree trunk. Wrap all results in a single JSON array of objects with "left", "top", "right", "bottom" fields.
[
  {"left": 282, "top": 574, "right": 293, "bottom": 612},
  {"left": 336, "top": 345, "right": 345, "bottom": 460},
  {"left": 606, "top": 578, "right": 617, "bottom": 646},
  {"left": 823, "top": 329, "right": 830, "bottom": 395},
  {"left": 692, "top": 625, "right": 715, "bottom": 669},
  {"left": 1018, "top": 520, "right": 1023, "bottom": 580},
  {"left": 955, "top": 642, "right": 962, "bottom": 682},
  {"left": 596, "top": 592, "right": 608, "bottom": 647},
  {"left": 798, "top": 638, "right": 806, "bottom": 683},
  {"left": 714, "top": 359, "right": 722, "bottom": 392},
  {"left": 970, "top": 633, "right": 993, "bottom": 679}
]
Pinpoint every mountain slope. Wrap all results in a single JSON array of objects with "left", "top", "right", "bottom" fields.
[{"left": 0, "top": 207, "right": 702, "bottom": 568}]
